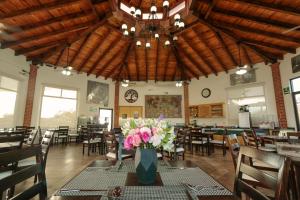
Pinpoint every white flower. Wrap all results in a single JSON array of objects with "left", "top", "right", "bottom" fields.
[{"left": 150, "top": 134, "right": 162, "bottom": 147}]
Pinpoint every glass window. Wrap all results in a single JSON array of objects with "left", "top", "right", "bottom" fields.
[
  {"left": 0, "top": 76, "right": 18, "bottom": 128},
  {"left": 40, "top": 86, "right": 77, "bottom": 128},
  {"left": 291, "top": 77, "right": 300, "bottom": 92}
]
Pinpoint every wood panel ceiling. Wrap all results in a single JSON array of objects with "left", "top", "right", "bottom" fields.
[{"left": 0, "top": 0, "right": 300, "bottom": 81}]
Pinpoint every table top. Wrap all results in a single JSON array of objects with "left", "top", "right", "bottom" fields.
[
  {"left": 49, "top": 160, "right": 234, "bottom": 200},
  {"left": 276, "top": 142, "right": 300, "bottom": 158}
]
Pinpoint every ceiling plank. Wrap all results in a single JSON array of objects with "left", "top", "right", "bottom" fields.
[
  {"left": 134, "top": 45, "right": 140, "bottom": 81},
  {"left": 171, "top": 46, "right": 188, "bottom": 81},
  {"left": 70, "top": 34, "right": 91, "bottom": 66},
  {"left": 154, "top": 40, "right": 160, "bottom": 82},
  {"left": 1, "top": 21, "right": 93, "bottom": 48},
  {"left": 242, "top": 46, "right": 253, "bottom": 68},
  {"left": 77, "top": 31, "right": 110, "bottom": 72},
  {"left": 225, "top": 0, "right": 300, "bottom": 17},
  {"left": 0, "top": 0, "right": 82, "bottom": 21},
  {"left": 14, "top": 40, "right": 62, "bottom": 55},
  {"left": 181, "top": 35, "right": 218, "bottom": 75},
  {"left": 209, "top": 20, "right": 300, "bottom": 45},
  {"left": 192, "top": 27, "right": 228, "bottom": 73},
  {"left": 54, "top": 48, "right": 65, "bottom": 66},
  {"left": 87, "top": 37, "right": 120, "bottom": 75},
  {"left": 204, "top": 0, "right": 218, "bottom": 19},
  {"left": 163, "top": 48, "right": 170, "bottom": 81}
]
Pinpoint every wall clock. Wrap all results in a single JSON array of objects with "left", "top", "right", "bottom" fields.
[
  {"left": 124, "top": 89, "right": 138, "bottom": 103},
  {"left": 201, "top": 88, "right": 211, "bottom": 98}
]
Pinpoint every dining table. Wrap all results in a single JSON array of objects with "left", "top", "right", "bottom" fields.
[
  {"left": 49, "top": 160, "right": 234, "bottom": 200},
  {"left": 276, "top": 142, "right": 300, "bottom": 158}
]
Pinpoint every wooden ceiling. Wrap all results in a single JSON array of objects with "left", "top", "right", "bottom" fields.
[{"left": 0, "top": 0, "right": 300, "bottom": 81}]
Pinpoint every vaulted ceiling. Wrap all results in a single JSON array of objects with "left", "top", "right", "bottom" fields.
[{"left": 0, "top": 0, "right": 300, "bottom": 81}]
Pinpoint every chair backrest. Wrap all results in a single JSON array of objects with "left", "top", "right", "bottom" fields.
[
  {"left": 0, "top": 133, "right": 24, "bottom": 153},
  {"left": 41, "top": 130, "right": 54, "bottom": 166},
  {"left": 58, "top": 126, "right": 69, "bottom": 136},
  {"left": 226, "top": 134, "right": 240, "bottom": 170},
  {"left": 287, "top": 132, "right": 300, "bottom": 143},
  {"left": 175, "top": 129, "right": 187, "bottom": 147},
  {"left": 242, "top": 129, "right": 258, "bottom": 148},
  {"left": 26, "top": 129, "right": 38, "bottom": 146},
  {"left": 104, "top": 131, "right": 117, "bottom": 155},
  {"left": 291, "top": 160, "right": 300, "bottom": 200},
  {"left": 0, "top": 146, "right": 47, "bottom": 200},
  {"left": 234, "top": 146, "right": 289, "bottom": 200}
]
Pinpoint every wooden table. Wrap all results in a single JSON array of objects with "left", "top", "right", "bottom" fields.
[
  {"left": 49, "top": 160, "right": 234, "bottom": 200},
  {"left": 260, "top": 135, "right": 289, "bottom": 144},
  {"left": 276, "top": 142, "right": 300, "bottom": 158}
]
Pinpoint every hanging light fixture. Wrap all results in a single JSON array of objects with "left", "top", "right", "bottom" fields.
[
  {"left": 146, "top": 42, "right": 151, "bottom": 48},
  {"left": 61, "top": 45, "right": 72, "bottom": 76},
  {"left": 121, "top": 80, "right": 129, "bottom": 87},
  {"left": 163, "top": 0, "right": 169, "bottom": 8},
  {"left": 164, "top": 40, "right": 170, "bottom": 47},
  {"left": 175, "top": 81, "right": 183, "bottom": 87},
  {"left": 154, "top": 33, "right": 159, "bottom": 40},
  {"left": 130, "top": 6, "right": 136, "bottom": 15},
  {"left": 235, "top": 43, "right": 248, "bottom": 75},
  {"left": 136, "top": 40, "right": 142, "bottom": 47},
  {"left": 135, "top": 9, "right": 142, "bottom": 18}
]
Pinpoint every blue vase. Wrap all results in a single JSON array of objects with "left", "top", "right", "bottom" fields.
[{"left": 135, "top": 148, "right": 158, "bottom": 185}]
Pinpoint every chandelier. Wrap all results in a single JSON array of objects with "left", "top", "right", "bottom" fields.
[{"left": 121, "top": 0, "right": 185, "bottom": 48}]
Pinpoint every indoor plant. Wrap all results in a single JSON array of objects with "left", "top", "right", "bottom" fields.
[{"left": 121, "top": 118, "right": 175, "bottom": 185}]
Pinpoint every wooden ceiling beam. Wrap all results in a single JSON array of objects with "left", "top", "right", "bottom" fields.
[
  {"left": 242, "top": 46, "right": 253, "bottom": 68},
  {"left": 77, "top": 31, "right": 109, "bottom": 72},
  {"left": 192, "top": 27, "right": 228, "bottom": 73},
  {"left": 181, "top": 35, "right": 218, "bottom": 76},
  {"left": 213, "top": 7, "right": 300, "bottom": 33},
  {"left": 244, "top": 43, "right": 283, "bottom": 60},
  {"left": 163, "top": 48, "right": 170, "bottom": 81},
  {"left": 154, "top": 40, "right": 160, "bottom": 82},
  {"left": 224, "top": 0, "right": 300, "bottom": 17},
  {"left": 14, "top": 40, "right": 62, "bottom": 55},
  {"left": 87, "top": 37, "right": 120, "bottom": 75},
  {"left": 54, "top": 48, "right": 65, "bottom": 66},
  {"left": 134, "top": 45, "right": 140, "bottom": 81},
  {"left": 204, "top": 0, "right": 218, "bottom": 19},
  {"left": 70, "top": 34, "right": 91, "bottom": 66},
  {"left": 1, "top": 21, "right": 93, "bottom": 48},
  {"left": 0, "top": 0, "right": 82, "bottom": 21},
  {"left": 210, "top": 20, "right": 300, "bottom": 45}
]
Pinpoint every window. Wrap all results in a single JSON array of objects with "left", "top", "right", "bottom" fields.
[
  {"left": 40, "top": 86, "right": 77, "bottom": 128},
  {"left": 291, "top": 77, "right": 300, "bottom": 130},
  {"left": 227, "top": 85, "right": 270, "bottom": 126},
  {"left": 291, "top": 77, "right": 300, "bottom": 92},
  {"left": 0, "top": 76, "right": 18, "bottom": 128}
]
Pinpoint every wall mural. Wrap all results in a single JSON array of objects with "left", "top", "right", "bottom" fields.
[
  {"left": 86, "top": 80, "right": 109, "bottom": 106},
  {"left": 145, "top": 95, "right": 182, "bottom": 118},
  {"left": 230, "top": 69, "right": 256, "bottom": 86}
]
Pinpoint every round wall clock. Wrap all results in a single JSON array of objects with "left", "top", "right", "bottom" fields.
[
  {"left": 124, "top": 89, "right": 138, "bottom": 103},
  {"left": 201, "top": 88, "right": 211, "bottom": 98}
]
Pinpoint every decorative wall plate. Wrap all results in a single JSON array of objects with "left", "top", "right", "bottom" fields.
[
  {"left": 201, "top": 88, "right": 211, "bottom": 98},
  {"left": 124, "top": 89, "right": 138, "bottom": 103}
]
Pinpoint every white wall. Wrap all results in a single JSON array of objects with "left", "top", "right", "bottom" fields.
[
  {"left": 0, "top": 49, "right": 30, "bottom": 126},
  {"left": 119, "top": 81, "right": 185, "bottom": 125},
  {"left": 189, "top": 63, "right": 277, "bottom": 127},
  {"left": 279, "top": 49, "right": 300, "bottom": 129}
]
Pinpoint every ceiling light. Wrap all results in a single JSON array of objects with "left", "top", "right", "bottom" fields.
[
  {"left": 136, "top": 40, "right": 142, "bottom": 47},
  {"left": 173, "top": 36, "right": 178, "bottom": 41},
  {"left": 164, "top": 40, "right": 170, "bottom": 46},
  {"left": 146, "top": 42, "right": 151, "bottom": 48},
  {"left": 155, "top": 33, "right": 159, "bottom": 40},
  {"left": 135, "top": 9, "right": 141, "bottom": 17},
  {"left": 123, "top": 30, "right": 129, "bottom": 36},
  {"left": 179, "top": 21, "right": 185, "bottom": 28},
  {"left": 130, "top": 27, "right": 136, "bottom": 33},
  {"left": 121, "top": 24, "right": 127, "bottom": 31},
  {"left": 174, "top": 21, "right": 180, "bottom": 27},
  {"left": 174, "top": 14, "right": 180, "bottom": 21},
  {"left": 163, "top": 0, "right": 169, "bottom": 8},
  {"left": 150, "top": 5, "right": 157, "bottom": 14},
  {"left": 236, "top": 67, "right": 247, "bottom": 75},
  {"left": 67, "top": 66, "right": 72, "bottom": 71},
  {"left": 121, "top": 80, "right": 129, "bottom": 87},
  {"left": 130, "top": 6, "right": 136, "bottom": 15},
  {"left": 176, "top": 81, "right": 183, "bottom": 87}
]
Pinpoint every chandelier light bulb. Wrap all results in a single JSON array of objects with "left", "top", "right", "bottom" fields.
[
  {"left": 67, "top": 66, "right": 72, "bottom": 71},
  {"left": 130, "top": 27, "right": 136, "bottom": 33},
  {"left": 135, "top": 9, "right": 141, "bottom": 17},
  {"left": 136, "top": 40, "right": 142, "bottom": 47},
  {"left": 123, "top": 30, "right": 129, "bottom": 36},
  {"left": 66, "top": 71, "right": 71, "bottom": 76},
  {"left": 62, "top": 70, "right": 66, "bottom": 75},
  {"left": 163, "top": 0, "right": 169, "bottom": 8},
  {"left": 146, "top": 42, "right": 151, "bottom": 48},
  {"left": 154, "top": 33, "right": 159, "bottom": 40},
  {"left": 164, "top": 40, "right": 170, "bottom": 46},
  {"left": 179, "top": 21, "right": 185, "bottom": 28},
  {"left": 174, "top": 21, "right": 180, "bottom": 27},
  {"left": 236, "top": 67, "right": 247, "bottom": 75},
  {"left": 121, "top": 24, "right": 127, "bottom": 31},
  {"left": 175, "top": 81, "right": 182, "bottom": 87},
  {"left": 130, "top": 6, "right": 136, "bottom": 15},
  {"left": 173, "top": 36, "right": 178, "bottom": 41},
  {"left": 174, "top": 14, "right": 180, "bottom": 21},
  {"left": 150, "top": 5, "right": 157, "bottom": 14}
]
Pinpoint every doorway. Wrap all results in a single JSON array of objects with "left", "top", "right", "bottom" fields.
[
  {"left": 291, "top": 77, "right": 300, "bottom": 131},
  {"left": 99, "top": 108, "right": 113, "bottom": 131}
]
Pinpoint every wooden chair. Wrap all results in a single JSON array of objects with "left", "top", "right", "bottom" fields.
[
  {"left": 104, "top": 131, "right": 132, "bottom": 160},
  {"left": 209, "top": 129, "right": 227, "bottom": 156},
  {"left": 287, "top": 160, "right": 300, "bottom": 200},
  {"left": 0, "top": 133, "right": 24, "bottom": 153},
  {"left": 82, "top": 126, "right": 102, "bottom": 156},
  {"left": 227, "top": 134, "right": 240, "bottom": 170},
  {"left": 190, "top": 128, "right": 208, "bottom": 155},
  {"left": 234, "top": 146, "right": 290, "bottom": 200},
  {"left": 242, "top": 130, "right": 258, "bottom": 148},
  {"left": 165, "top": 129, "right": 186, "bottom": 160},
  {"left": 25, "top": 129, "right": 38, "bottom": 146},
  {"left": 0, "top": 146, "right": 47, "bottom": 200},
  {"left": 287, "top": 132, "right": 300, "bottom": 143},
  {"left": 54, "top": 126, "right": 69, "bottom": 144}
]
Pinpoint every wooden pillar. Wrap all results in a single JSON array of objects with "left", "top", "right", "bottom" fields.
[
  {"left": 23, "top": 64, "right": 38, "bottom": 127},
  {"left": 114, "top": 81, "right": 120, "bottom": 128},
  {"left": 271, "top": 62, "right": 288, "bottom": 128},
  {"left": 183, "top": 81, "right": 190, "bottom": 125}
]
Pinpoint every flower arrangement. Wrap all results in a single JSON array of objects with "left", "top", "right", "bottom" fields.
[{"left": 121, "top": 118, "right": 175, "bottom": 151}]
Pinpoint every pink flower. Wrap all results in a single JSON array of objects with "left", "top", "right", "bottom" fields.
[
  {"left": 140, "top": 127, "right": 151, "bottom": 143},
  {"left": 132, "top": 134, "right": 142, "bottom": 147},
  {"left": 152, "top": 127, "right": 158, "bottom": 135},
  {"left": 135, "top": 128, "right": 140, "bottom": 134},
  {"left": 124, "top": 135, "right": 133, "bottom": 150}
]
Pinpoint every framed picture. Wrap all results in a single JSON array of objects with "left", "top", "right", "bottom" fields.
[
  {"left": 86, "top": 81, "right": 109, "bottom": 106},
  {"left": 230, "top": 69, "right": 256, "bottom": 86},
  {"left": 291, "top": 54, "right": 300, "bottom": 73}
]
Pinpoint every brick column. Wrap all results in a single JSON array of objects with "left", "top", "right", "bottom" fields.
[
  {"left": 271, "top": 62, "right": 287, "bottom": 128},
  {"left": 114, "top": 81, "right": 120, "bottom": 128},
  {"left": 23, "top": 64, "right": 38, "bottom": 127},
  {"left": 183, "top": 81, "right": 190, "bottom": 125}
]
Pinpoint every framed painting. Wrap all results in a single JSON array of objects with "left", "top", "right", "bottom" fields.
[{"left": 86, "top": 81, "right": 109, "bottom": 106}]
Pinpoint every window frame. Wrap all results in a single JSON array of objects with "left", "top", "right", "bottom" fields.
[{"left": 290, "top": 76, "right": 300, "bottom": 131}]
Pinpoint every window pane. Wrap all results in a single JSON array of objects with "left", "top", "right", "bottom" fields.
[
  {"left": 0, "top": 76, "right": 18, "bottom": 91},
  {"left": 40, "top": 96, "right": 77, "bottom": 128},
  {"left": 0, "top": 89, "right": 17, "bottom": 127},
  {"left": 62, "top": 89, "right": 77, "bottom": 99},
  {"left": 44, "top": 87, "right": 61, "bottom": 97},
  {"left": 292, "top": 78, "right": 300, "bottom": 92}
]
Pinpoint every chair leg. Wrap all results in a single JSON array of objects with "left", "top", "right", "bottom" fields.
[{"left": 82, "top": 144, "right": 85, "bottom": 155}]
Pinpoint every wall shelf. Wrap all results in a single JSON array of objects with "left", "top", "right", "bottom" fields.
[{"left": 189, "top": 103, "right": 224, "bottom": 118}]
